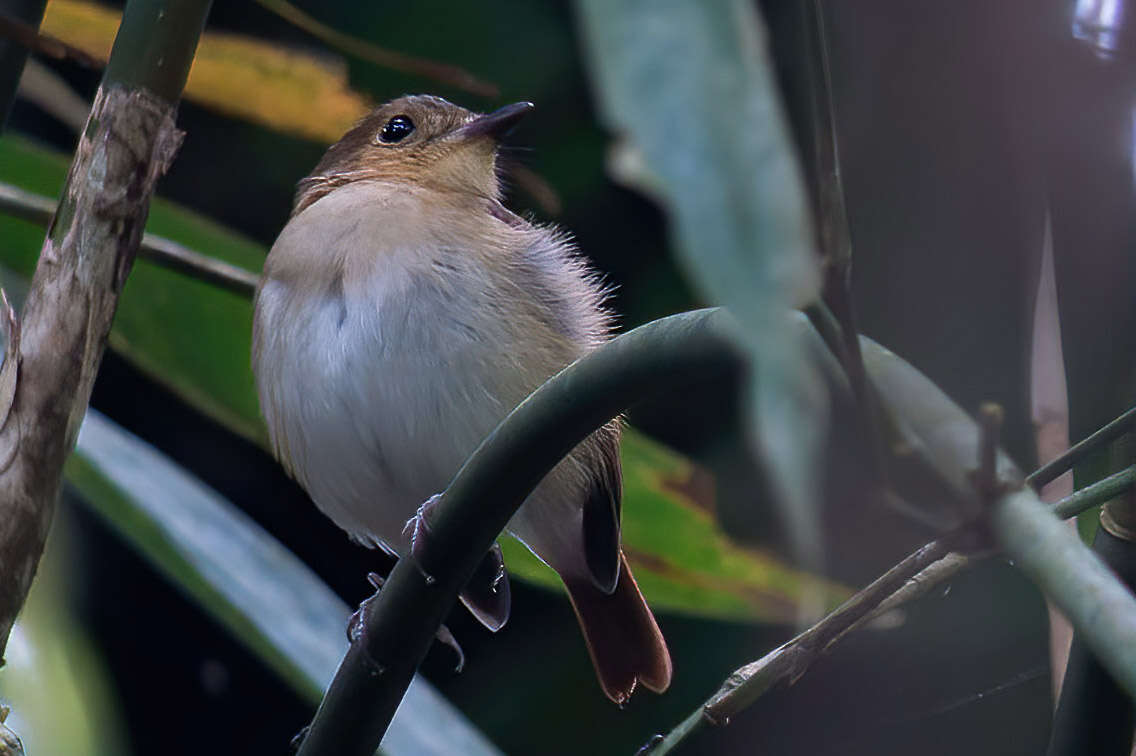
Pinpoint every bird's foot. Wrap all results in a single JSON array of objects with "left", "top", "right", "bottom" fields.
[
  {"left": 404, "top": 493, "right": 443, "bottom": 583},
  {"left": 436, "top": 623, "right": 466, "bottom": 673},
  {"left": 345, "top": 571, "right": 386, "bottom": 643},
  {"left": 346, "top": 570, "right": 465, "bottom": 671}
]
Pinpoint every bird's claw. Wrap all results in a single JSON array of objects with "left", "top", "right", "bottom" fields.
[
  {"left": 346, "top": 572, "right": 385, "bottom": 643},
  {"left": 345, "top": 569, "right": 464, "bottom": 672},
  {"left": 405, "top": 493, "right": 443, "bottom": 583},
  {"left": 436, "top": 624, "right": 466, "bottom": 672}
]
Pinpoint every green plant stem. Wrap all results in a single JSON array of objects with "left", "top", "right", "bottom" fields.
[
  {"left": 1046, "top": 525, "right": 1136, "bottom": 756},
  {"left": 1054, "top": 466, "right": 1136, "bottom": 520},
  {"left": 293, "top": 309, "right": 742, "bottom": 756},
  {"left": 0, "top": 0, "right": 211, "bottom": 663},
  {"left": 644, "top": 463, "right": 1136, "bottom": 755},
  {"left": 1028, "top": 405, "right": 1136, "bottom": 490},
  {"left": 992, "top": 488, "right": 1136, "bottom": 698},
  {"left": 0, "top": 181, "right": 259, "bottom": 296},
  {"left": 0, "top": 0, "right": 47, "bottom": 129}
]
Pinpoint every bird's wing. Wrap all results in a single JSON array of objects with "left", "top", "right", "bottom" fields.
[{"left": 581, "top": 421, "right": 623, "bottom": 595}]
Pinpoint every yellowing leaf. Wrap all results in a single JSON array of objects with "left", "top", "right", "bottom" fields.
[{"left": 41, "top": 0, "right": 371, "bottom": 142}]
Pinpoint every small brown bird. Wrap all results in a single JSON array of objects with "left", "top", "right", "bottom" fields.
[{"left": 251, "top": 95, "right": 671, "bottom": 703}]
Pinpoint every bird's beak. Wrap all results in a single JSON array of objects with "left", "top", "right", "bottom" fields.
[{"left": 459, "top": 102, "right": 534, "bottom": 141}]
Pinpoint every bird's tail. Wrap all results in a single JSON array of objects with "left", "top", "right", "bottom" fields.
[{"left": 564, "top": 551, "right": 672, "bottom": 704}]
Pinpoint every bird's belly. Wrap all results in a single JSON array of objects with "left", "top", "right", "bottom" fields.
[{"left": 256, "top": 272, "right": 528, "bottom": 550}]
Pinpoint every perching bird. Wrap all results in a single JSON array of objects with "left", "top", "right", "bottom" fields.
[{"left": 251, "top": 95, "right": 671, "bottom": 703}]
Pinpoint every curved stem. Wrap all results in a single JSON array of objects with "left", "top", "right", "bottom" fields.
[{"left": 294, "top": 308, "right": 743, "bottom": 756}]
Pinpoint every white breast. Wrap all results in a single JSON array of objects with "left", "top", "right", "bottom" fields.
[{"left": 253, "top": 182, "right": 564, "bottom": 550}]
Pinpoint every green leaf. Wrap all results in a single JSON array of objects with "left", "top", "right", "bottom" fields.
[
  {"left": 67, "top": 409, "right": 502, "bottom": 756},
  {"left": 0, "top": 133, "right": 267, "bottom": 443},
  {"left": 576, "top": 0, "right": 827, "bottom": 568},
  {"left": 0, "top": 133, "right": 843, "bottom": 622}
]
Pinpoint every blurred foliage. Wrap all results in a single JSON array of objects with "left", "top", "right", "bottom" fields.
[
  {"left": 0, "top": 512, "right": 127, "bottom": 756},
  {"left": 0, "top": 134, "right": 265, "bottom": 442},
  {"left": 66, "top": 409, "right": 501, "bottom": 756},
  {"left": 42, "top": 0, "right": 372, "bottom": 141},
  {"left": 579, "top": 0, "right": 827, "bottom": 575}
]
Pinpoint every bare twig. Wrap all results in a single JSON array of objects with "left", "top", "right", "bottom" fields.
[
  {"left": 0, "top": 0, "right": 210, "bottom": 663},
  {"left": 1028, "top": 405, "right": 1136, "bottom": 490},
  {"left": 0, "top": 8, "right": 101, "bottom": 67},
  {"left": 801, "top": 0, "right": 887, "bottom": 496},
  {"left": 643, "top": 463, "right": 1136, "bottom": 755},
  {"left": 252, "top": 0, "right": 498, "bottom": 98},
  {"left": 0, "top": 182, "right": 259, "bottom": 297}
]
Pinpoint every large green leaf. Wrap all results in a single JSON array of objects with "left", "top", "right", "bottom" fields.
[
  {"left": 0, "top": 134, "right": 266, "bottom": 442},
  {"left": 0, "top": 133, "right": 844, "bottom": 622},
  {"left": 576, "top": 0, "right": 827, "bottom": 569},
  {"left": 68, "top": 409, "right": 502, "bottom": 756}
]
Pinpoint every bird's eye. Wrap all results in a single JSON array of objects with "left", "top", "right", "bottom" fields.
[{"left": 378, "top": 115, "right": 415, "bottom": 144}]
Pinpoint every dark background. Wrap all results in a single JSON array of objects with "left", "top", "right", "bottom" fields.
[{"left": 9, "top": 0, "right": 1136, "bottom": 753}]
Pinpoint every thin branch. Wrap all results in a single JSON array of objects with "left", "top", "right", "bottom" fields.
[
  {"left": 1027, "top": 405, "right": 1136, "bottom": 490},
  {"left": 0, "top": 8, "right": 101, "bottom": 68},
  {"left": 294, "top": 309, "right": 743, "bottom": 756},
  {"left": 801, "top": 0, "right": 887, "bottom": 492},
  {"left": 0, "top": 0, "right": 47, "bottom": 129},
  {"left": 252, "top": 0, "right": 498, "bottom": 98},
  {"left": 0, "top": 0, "right": 210, "bottom": 663},
  {"left": 0, "top": 181, "right": 259, "bottom": 297},
  {"left": 1054, "top": 466, "right": 1136, "bottom": 520},
  {"left": 643, "top": 463, "right": 1136, "bottom": 755},
  {"left": 803, "top": 301, "right": 848, "bottom": 368}
]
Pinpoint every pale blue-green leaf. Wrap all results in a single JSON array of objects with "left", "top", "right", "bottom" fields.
[
  {"left": 67, "top": 410, "right": 501, "bottom": 756},
  {"left": 576, "top": 0, "right": 826, "bottom": 569}
]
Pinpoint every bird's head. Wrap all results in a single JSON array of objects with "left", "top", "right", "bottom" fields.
[{"left": 294, "top": 94, "right": 533, "bottom": 214}]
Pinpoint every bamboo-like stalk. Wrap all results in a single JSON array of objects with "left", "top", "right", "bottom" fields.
[
  {"left": 293, "top": 309, "right": 743, "bottom": 756},
  {"left": 0, "top": 0, "right": 212, "bottom": 663}
]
